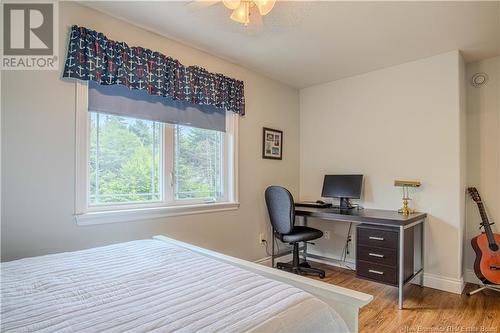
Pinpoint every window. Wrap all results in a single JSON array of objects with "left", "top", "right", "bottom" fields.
[
  {"left": 174, "top": 126, "right": 224, "bottom": 201},
  {"left": 89, "top": 113, "right": 163, "bottom": 205},
  {"left": 75, "top": 82, "right": 238, "bottom": 224}
]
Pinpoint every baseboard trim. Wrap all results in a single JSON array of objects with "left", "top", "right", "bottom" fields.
[
  {"left": 254, "top": 255, "right": 292, "bottom": 266},
  {"left": 254, "top": 256, "right": 272, "bottom": 265},
  {"left": 305, "top": 254, "right": 356, "bottom": 270},
  {"left": 421, "top": 273, "right": 465, "bottom": 294},
  {"left": 464, "top": 269, "right": 482, "bottom": 285}
]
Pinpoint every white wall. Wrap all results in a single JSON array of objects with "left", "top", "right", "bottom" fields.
[
  {"left": 464, "top": 56, "right": 500, "bottom": 283},
  {"left": 299, "top": 51, "right": 466, "bottom": 293},
  {"left": 1, "top": 2, "right": 300, "bottom": 262}
]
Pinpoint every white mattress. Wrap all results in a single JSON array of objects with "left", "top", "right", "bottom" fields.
[{"left": 1, "top": 239, "right": 348, "bottom": 333}]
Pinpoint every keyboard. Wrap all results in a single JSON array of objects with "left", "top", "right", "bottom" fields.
[{"left": 295, "top": 201, "right": 332, "bottom": 208}]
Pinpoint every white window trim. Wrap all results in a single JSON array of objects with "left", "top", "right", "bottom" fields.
[{"left": 74, "top": 81, "right": 239, "bottom": 226}]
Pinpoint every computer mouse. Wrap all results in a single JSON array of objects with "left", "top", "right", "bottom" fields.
[{"left": 316, "top": 200, "right": 326, "bottom": 204}]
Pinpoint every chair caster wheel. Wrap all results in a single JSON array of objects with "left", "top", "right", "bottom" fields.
[{"left": 319, "top": 273, "right": 325, "bottom": 279}]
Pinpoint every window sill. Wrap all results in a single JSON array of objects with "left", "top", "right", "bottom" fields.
[{"left": 75, "top": 202, "right": 240, "bottom": 226}]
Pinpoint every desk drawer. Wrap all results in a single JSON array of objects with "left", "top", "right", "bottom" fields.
[
  {"left": 357, "top": 245, "right": 397, "bottom": 267},
  {"left": 357, "top": 226, "right": 398, "bottom": 249},
  {"left": 356, "top": 260, "right": 397, "bottom": 285}
]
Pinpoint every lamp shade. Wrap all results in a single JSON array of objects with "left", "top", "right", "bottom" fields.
[
  {"left": 230, "top": 2, "right": 250, "bottom": 25},
  {"left": 255, "top": 0, "right": 275, "bottom": 15}
]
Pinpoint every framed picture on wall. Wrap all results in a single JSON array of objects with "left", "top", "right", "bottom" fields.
[{"left": 262, "top": 127, "right": 283, "bottom": 160}]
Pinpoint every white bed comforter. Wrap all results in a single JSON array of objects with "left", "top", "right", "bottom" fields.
[{"left": 1, "top": 239, "right": 348, "bottom": 333}]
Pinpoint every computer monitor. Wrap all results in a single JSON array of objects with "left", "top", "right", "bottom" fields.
[{"left": 321, "top": 175, "right": 363, "bottom": 209}]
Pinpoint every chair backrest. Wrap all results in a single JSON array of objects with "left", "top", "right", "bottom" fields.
[{"left": 265, "top": 186, "right": 295, "bottom": 235}]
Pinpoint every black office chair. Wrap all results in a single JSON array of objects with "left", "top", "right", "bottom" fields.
[{"left": 265, "top": 186, "right": 325, "bottom": 278}]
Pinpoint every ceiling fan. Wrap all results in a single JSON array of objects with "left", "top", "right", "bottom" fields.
[
  {"left": 187, "top": 0, "right": 277, "bottom": 31},
  {"left": 223, "top": 0, "right": 276, "bottom": 25}
]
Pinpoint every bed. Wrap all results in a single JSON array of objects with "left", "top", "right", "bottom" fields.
[{"left": 1, "top": 236, "right": 372, "bottom": 333}]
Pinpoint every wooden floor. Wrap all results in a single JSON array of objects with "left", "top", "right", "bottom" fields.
[{"left": 307, "top": 263, "right": 500, "bottom": 333}]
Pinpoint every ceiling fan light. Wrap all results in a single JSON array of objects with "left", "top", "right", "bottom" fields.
[
  {"left": 222, "top": 0, "right": 241, "bottom": 10},
  {"left": 230, "top": 2, "right": 249, "bottom": 25},
  {"left": 255, "top": 0, "right": 275, "bottom": 16}
]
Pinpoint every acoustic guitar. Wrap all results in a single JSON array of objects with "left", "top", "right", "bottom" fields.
[{"left": 468, "top": 187, "right": 500, "bottom": 285}]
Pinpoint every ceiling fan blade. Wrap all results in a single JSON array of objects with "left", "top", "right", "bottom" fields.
[{"left": 185, "top": 0, "right": 220, "bottom": 11}]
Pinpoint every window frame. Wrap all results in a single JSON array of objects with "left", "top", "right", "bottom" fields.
[{"left": 75, "top": 81, "right": 239, "bottom": 225}]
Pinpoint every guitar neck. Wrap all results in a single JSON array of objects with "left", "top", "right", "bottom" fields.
[
  {"left": 477, "top": 202, "right": 489, "bottom": 224},
  {"left": 477, "top": 202, "right": 496, "bottom": 245}
]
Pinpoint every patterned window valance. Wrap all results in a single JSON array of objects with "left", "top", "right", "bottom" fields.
[{"left": 63, "top": 25, "right": 245, "bottom": 116}]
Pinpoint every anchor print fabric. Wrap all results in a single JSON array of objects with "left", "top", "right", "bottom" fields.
[{"left": 63, "top": 26, "right": 245, "bottom": 116}]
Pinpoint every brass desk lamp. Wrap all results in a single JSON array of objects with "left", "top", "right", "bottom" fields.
[{"left": 394, "top": 180, "right": 421, "bottom": 215}]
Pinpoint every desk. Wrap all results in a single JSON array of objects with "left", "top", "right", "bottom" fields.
[{"left": 271, "top": 207, "right": 426, "bottom": 309}]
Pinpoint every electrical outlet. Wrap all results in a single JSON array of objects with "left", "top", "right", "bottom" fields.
[
  {"left": 259, "top": 233, "right": 266, "bottom": 245},
  {"left": 324, "top": 231, "right": 330, "bottom": 240}
]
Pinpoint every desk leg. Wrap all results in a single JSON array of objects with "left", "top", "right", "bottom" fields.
[
  {"left": 420, "top": 221, "right": 425, "bottom": 287},
  {"left": 271, "top": 227, "right": 275, "bottom": 268},
  {"left": 398, "top": 225, "right": 405, "bottom": 310},
  {"left": 302, "top": 216, "right": 308, "bottom": 262}
]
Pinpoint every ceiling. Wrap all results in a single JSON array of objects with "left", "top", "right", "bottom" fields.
[{"left": 84, "top": 1, "right": 500, "bottom": 88}]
